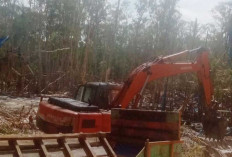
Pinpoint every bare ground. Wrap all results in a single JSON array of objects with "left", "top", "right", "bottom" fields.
[
  {"left": 181, "top": 126, "right": 232, "bottom": 157},
  {"left": 0, "top": 96, "right": 42, "bottom": 135}
]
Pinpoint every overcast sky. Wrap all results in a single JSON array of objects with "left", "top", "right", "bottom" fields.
[
  {"left": 178, "top": 0, "right": 226, "bottom": 24},
  {"left": 21, "top": 0, "right": 226, "bottom": 24},
  {"left": 118, "top": 0, "right": 228, "bottom": 24}
]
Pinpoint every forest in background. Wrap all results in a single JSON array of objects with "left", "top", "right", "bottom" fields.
[{"left": 0, "top": 0, "right": 232, "bottom": 106}]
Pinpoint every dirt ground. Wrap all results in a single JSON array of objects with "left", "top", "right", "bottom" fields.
[
  {"left": 181, "top": 126, "right": 232, "bottom": 157},
  {"left": 0, "top": 96, "right": 42, "bottom": 135},
  {"left": 1, "top": 96, "right": 232, "bottom": 157}
]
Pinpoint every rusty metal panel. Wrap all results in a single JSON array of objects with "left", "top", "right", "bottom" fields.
[{"left": 111, "top": 108, "right": 181, "bottom": 143}]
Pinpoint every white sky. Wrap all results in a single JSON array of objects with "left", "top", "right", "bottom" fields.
[
  {"left": 21, "top": 0, "right": 227, "bottom": 25},
  {"left": 118, "top": 0, "right": 228, "bottom": 24},
  {"left": 178, "top": 0, "right": 227, "bottom": 24}
]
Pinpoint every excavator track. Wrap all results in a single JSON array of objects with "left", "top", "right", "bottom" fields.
[{"left": 0, "top": 133, "right": 116, "bottom": 157}]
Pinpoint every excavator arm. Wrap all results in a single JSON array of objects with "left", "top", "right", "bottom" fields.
[
  {"left": 113, "top": 47, "right": 213, "bottom": 108},
  {"left": 112, "top": 47, "right": 227, "bottom": 140}
]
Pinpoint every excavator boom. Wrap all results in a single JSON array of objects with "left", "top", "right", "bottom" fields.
[{"left": 113, "top": 47, "right": 212, "bottom": 108}]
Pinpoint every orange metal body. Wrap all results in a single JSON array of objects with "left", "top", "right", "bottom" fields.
[
  {"left": 37, "top": 101, "right": 111, "bottom": 133},
  {"left": 113, "top": 47, "right": 213, "bottom": 108},
  {"left": 111, "top": 109, "right": 182, "bottom": 143},
  {"left": 72, "top": 112, "right": 111, "bottom": 133}
]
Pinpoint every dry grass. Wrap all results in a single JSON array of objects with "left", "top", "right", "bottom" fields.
[
  {"left": 0, "top": 104, "right": 40, "bottom": 135},
  {"left": 182, "top": 136, "right": 206, "bottom": 157}
]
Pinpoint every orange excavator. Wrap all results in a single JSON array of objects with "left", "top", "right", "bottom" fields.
[
  {"left": 36, "top": 47, "right": 227, "bottom": 141},
  {"left": 111, "top": 47, "right": 227, "bottom": 141}
]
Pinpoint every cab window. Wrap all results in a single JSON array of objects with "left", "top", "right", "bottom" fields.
[
  {"left": 83, "top": 87, "right": 96, "bottom": 103},
  {"left": 76, "top": 86, "right": 84, "bottom": 101},
  {"left": 109, "top": 89, "right": 120, "bottom": 103}
]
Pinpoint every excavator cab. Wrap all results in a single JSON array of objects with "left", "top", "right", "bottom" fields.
[
  {"left": 74, "top": 82, "right": 121, "bottom": 109},
  {"left": 36, "top": 82, "right": 121, "bottom": 133}
]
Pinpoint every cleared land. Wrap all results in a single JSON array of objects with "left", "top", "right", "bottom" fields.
[{"left": 0, "top": 96, "right": 232, "bottom": 157}]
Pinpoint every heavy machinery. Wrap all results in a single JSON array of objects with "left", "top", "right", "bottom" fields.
[
  {"left": 36, "top": 82, "right": 122, "bottom": 133},
  {"left": 4, "top": 47, "right": 222, "bottom": 157},
  {"left": 36, "top": 47, "right": 227, "bottom": 141}
]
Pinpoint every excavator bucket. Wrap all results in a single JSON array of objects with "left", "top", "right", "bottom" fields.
[{"left": 110, "top": 108, "right": 181, "bottom": 144}]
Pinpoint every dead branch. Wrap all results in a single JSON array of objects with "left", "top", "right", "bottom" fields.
[
  {"left": 40, "top": 73, "right": 66, "bottom": 93},
  {"left": 27, "top": 65, "right": 34, "bottom": 75},
  {"left": 22, "top": 81, "right": 31, "bottom": 91},
  {"left": 11, "top": 67, "right": 21, "bottom": 76},
  {"left": 40, "top": 47, "right": 70, "bottom": 53}
]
